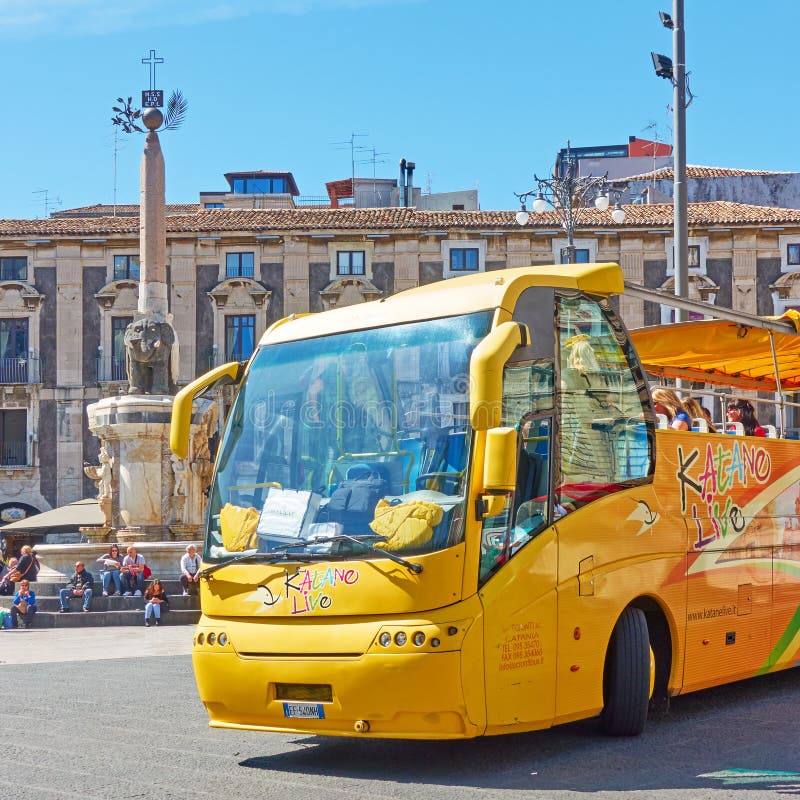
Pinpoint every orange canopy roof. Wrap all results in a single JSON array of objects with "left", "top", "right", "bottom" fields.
[{"left": 629, "top": 310, "right": 800, "bottom": 392}]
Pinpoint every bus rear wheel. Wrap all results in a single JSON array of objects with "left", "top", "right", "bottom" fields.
[{"left": 601, "top": 606, "right": 650, "bottom": 736}]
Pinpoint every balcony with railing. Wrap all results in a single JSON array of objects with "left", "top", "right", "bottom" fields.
[
  {"left": 96, "top": 355, "right": 128, "bottom": 384},
  {"left": 0, "top": 440, "right": 28, "bottom": 467},
  {"left": 0, "top": 354, "right": 42, "bottom": 384}
]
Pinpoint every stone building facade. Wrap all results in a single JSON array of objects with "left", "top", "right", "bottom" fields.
[{"left": 2, "top": 199, "right": 800, "bottom": 520}]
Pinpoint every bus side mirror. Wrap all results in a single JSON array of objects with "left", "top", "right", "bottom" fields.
[
  {"left": 170, "top": 361, "right": 242, "bottom": 459},
  {"left": 470, "top": 322, "right": 529, "bottom": 431},
  {"left": 484, "top": 427, "right": 517, "bottom": 491},
  {"left": 480, "top": 427, "right": 517, "bottom": 518}
]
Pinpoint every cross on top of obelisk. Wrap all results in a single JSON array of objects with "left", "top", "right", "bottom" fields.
[{"left": 141, "top": 49, "right": 164, "bottom": 91}]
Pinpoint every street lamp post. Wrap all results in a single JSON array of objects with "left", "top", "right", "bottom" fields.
[
  {"left": 652, "top": 0, "right": 690, "bottom": 321},
  {"left": 514, "top": 142, "right": 625, "bottom": 264}
]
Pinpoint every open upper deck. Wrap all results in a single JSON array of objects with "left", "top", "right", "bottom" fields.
[{"left": 630, "top": 312, "right": 800, "bottom": 393}]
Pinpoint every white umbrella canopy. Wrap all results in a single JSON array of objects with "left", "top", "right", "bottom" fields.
[{"left": 0, "top": 499, "right": 103, "bottom": 534}]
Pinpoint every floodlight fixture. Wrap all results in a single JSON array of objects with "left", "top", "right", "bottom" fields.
[
  {"left": 651, "top": 51, "right": 673, "bottom": 80},
  {"left": 659, "top": 10, "right": 674, "bottom": 29}
]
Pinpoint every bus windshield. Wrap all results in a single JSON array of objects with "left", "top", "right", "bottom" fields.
[{"left": 205, "top": 311, "right": 493, "bottom": 562}]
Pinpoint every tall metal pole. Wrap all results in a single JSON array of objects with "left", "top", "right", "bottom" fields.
[{"left": 673, "top": 0, "right": 689, "bottom": 323}]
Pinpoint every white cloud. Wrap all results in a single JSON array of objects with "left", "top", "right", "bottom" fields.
[{"left": 0, "top": 0, "right": 417, "bottom": 37}]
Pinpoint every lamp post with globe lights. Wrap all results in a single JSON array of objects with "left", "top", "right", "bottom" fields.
[{"left": 514, "top": 142, "right": 625, "bottom": 264}]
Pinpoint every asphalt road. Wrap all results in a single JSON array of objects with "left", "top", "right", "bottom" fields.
[{"left": 3, "top": 651, "right": 800, "bottom": 799}]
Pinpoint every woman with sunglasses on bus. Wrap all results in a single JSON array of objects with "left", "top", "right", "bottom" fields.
[{"left": 726, "top": 399, "right": 766, "bottom": 437}]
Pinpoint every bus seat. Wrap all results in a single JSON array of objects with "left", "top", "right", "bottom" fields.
[
  {"left": 617, "top": 421, "right": 650, "bottom": 479},
  {"left": 691, "top": 417, "right": 709, "bottom": 432},
  {"left": 446, "top": 431, "right": 467, "bottom": 471},
  {"left": 763, "top": 424, "right": 778, "bottom": 438},
  {"left": 726, "top": 422, "right": 744, "bottom": 435},
  {"left": 656, "top": 413, "right": 669, "bottom": 429},
  {"left": 414, "top": 429, "right": 468, "bottom": 494}
]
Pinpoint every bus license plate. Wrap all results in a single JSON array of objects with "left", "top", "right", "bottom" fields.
[{"left": 283, "top": 702, "right": 325, "bottom": 719}]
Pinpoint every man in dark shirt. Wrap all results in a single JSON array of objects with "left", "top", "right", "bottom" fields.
[{"left": 59, "top": 561, "right": 94, "bottom": 612}]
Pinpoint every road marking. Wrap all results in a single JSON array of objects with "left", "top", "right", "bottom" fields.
[{"left": 699, "top": 769, "right": 800, "bottom": 785}]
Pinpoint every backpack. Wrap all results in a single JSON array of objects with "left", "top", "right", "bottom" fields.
[{"left": 326, "top": 466, "right": 388, "bottom": 533}]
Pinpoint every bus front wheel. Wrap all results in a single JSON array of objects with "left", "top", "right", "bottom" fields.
[{"left": 601, "top": 606, "right": 650, "bottom": 736}]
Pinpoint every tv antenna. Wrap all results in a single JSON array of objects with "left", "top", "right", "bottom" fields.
[
  {"left": 333, "top": 132, "right": 369, "bottom": 185},
  {"left": 356, "top": 147, "right": 388, "bottom": 206},
  {"left": 641, "top": 120, "right": 666, "bottom": 184},
  {"left": 32, "top": 189, "right": 61, "bottom": 219}
]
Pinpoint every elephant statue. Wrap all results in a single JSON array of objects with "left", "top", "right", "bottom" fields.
[{"left": 124, "top": 317, "right": 175, "bottom": 395}]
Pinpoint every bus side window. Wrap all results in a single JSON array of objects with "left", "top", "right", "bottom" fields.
[
  {"left": 557, "top": 295, "right": 654, "bottom": 512},
  {"left": 480, "top": 355, "right": 559, "bottom": 583}
]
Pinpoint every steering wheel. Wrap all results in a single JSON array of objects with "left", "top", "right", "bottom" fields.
[{"left": 415, "top": 471, "right": 462, "bottom": 493}]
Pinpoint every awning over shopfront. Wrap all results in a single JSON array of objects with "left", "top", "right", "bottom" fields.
[
  {"left": 0, "top": 498, "right": 102, "bottom": 535},
  {"left": 629, "top": 310, "right": 800, "bottom": 392}
]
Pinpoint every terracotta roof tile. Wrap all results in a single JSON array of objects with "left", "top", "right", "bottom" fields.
[
  {"left": 52, "top": 203, "right": 200, "bottom": 218},
  {"left": 621, "top": 165, "right": 792, "bottom": 181},
  {"left": 2, "top": 202, "right": 800, "bottom": 239}
]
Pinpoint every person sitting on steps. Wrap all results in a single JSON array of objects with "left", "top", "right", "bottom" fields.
[
  {"left": 59, "top": 561, "right": 94, "bottom": 613},
  {"left": 179, "top": 544, "right": 201, "bottom": 596},
  {"left": 10, "top": 579, "right": 37, "bottom": 628},
  {"left": 13, "top": 545, "right": 39, "bottom": 585},
  {"left": 0, "top": 557, "right": 18, "bottom": 596},
  {"left": 96, "top": 542, "right": 124, "bottom": 597},
  {"left": 120, "top": 545, "right": 147, "bottom": 597},
  {"left": 144, "top": 578, "right": 169, "bottom": 627}
]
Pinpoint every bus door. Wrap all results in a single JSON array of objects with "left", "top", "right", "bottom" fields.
[{"left": 480, "top": 391, "right": 559, "bottom": 727}]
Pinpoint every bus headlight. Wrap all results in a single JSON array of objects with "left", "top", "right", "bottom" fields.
[
  {"left": 412, "top": 631, "right": 426, "bottom": 647},
  {"left": 379, "top": 632, "right": 392, "bottom": 647},
  {"left": 207, "top": 633, "right": 216, "bottom": 645},
  {"left": 218, "top": 632, "right": 228, "bottom": 647},
  {"left": 394, "top": 631, "right": 407, "bottom": 646}
]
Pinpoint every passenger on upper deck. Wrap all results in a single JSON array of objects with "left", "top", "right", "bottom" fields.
[
  {"left": 699, "top": 403, "right": 715, "bottom": 430},
  {"left": 726, "top": 399, "right": 766, "bottom": 437},
  {"left": 651, "top": 388, "right": 690, "bottom": 431},
  {"left": 683, "top": 396, "right": 717, "bottom": 433}
]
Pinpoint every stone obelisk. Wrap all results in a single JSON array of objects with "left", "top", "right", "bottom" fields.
[
  {"left": 139, "top": 108, "right": 169, "bottom": 322},
  {"left": 86, "top": 107, "right": 214, "bottom": 541}
]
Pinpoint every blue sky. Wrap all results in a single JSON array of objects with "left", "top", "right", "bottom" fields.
[{"left": 1, "top": 0, "right": 797, "bottom": 218}]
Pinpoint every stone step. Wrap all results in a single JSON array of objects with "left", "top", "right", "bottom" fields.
[
  {"left": 0, "top": 594, "right": 199, "bottom": 613},
  {"left": 3, "top": 608, "right": 201, "bottom": 629},
  {"left": 8, "top": 580, "right": 192, "bottom": 597}
]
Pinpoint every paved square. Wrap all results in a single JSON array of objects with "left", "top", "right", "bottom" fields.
[{"left": 0, "top": 625, "right": 193, "bottom": 664}]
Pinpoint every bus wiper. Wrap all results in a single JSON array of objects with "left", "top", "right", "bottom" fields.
[
  {"left": 202, "top": 534, "right": 423, "bottom": 577},
  {"left": 273, "top": 534, "right": 424, "bottom": 575},
  {"left": 199, "top": 551, "right": 308, "bottom": 578},
  {"left": 337, "top": 533, "right": 423, "bottom": 575}
]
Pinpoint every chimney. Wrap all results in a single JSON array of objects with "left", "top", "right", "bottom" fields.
[
  {"left": 405, "top": 162, "right": 415, "bottom": 207},
  {"left": 399, "top": 159, "right": 407, "bottom": 208}
]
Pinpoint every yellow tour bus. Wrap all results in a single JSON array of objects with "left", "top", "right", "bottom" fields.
[{"left": 170, "top": 261, "right": 800, "bottom": 739}]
